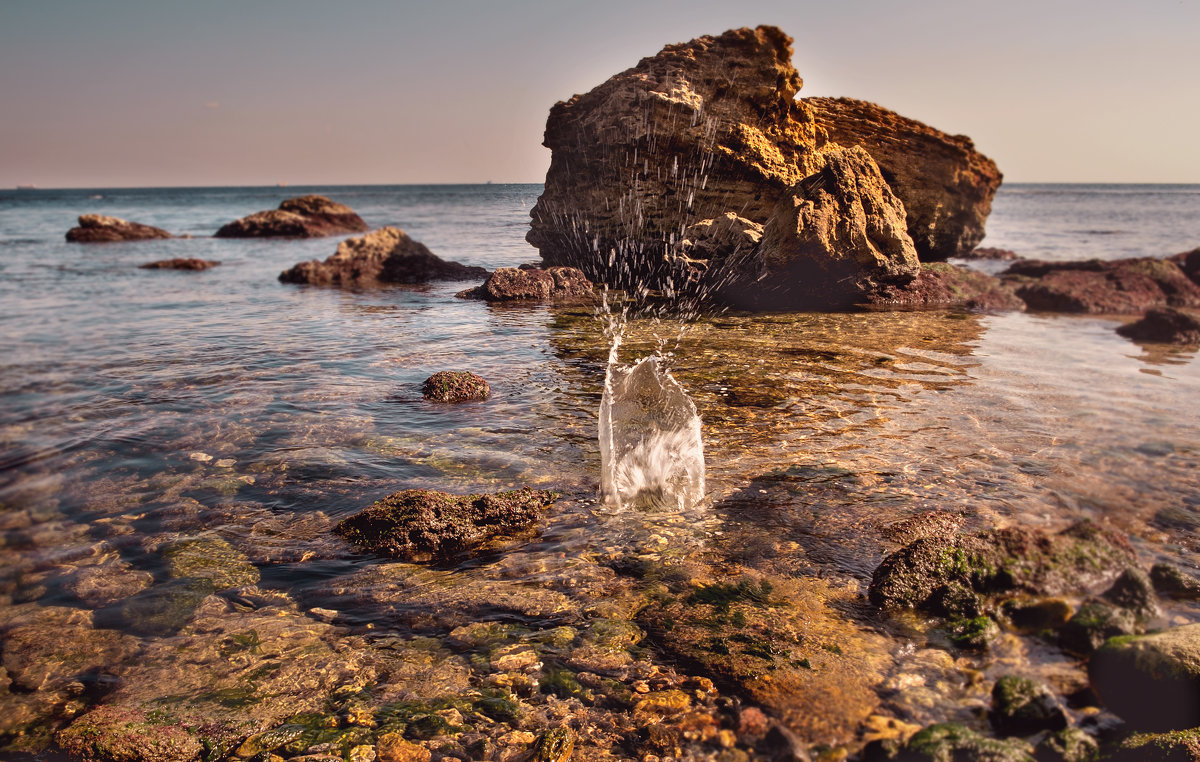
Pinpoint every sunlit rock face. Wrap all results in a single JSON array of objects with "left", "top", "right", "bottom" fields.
[
  {"left": 803, "top": 97, "right": 1003, "bottom": 261},
  {"left": 528, "top": 26, "right": 1002, "bottom": 307},
  {"left": 528, "top": 25, "right": 825, "bottom": 294}
]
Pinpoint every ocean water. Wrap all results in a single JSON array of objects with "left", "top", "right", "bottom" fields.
[{"left": 1, "top": 183, "right": 1199, "bottom": 755}]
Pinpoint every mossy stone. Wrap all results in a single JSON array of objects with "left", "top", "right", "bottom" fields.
[
  {"left": 989, "top": 675, "right": 1067, "bottom": 736},
  {"left": 903, "top": 722, "right": 1035, "bottom": 761},
  {"left": 164, "top": 537, "right": 260, "bottom": 590},
  {"left": 1035, "top": 728, "right": 1098, "bottom": 762}
]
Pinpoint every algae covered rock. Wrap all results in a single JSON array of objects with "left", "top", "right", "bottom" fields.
[
  {"left": 1106, "top": 729, "right": 1200, "bottom": 761},
  {"left": 868, "top": 522, "right": 1134, "bottom": 614},
  {"left": 164, "top": 536, "right": 260, "bottom": 590},
  {"left": 989, "top": 675, "right": 1067, "bottom": 736},
  {"left": 66, "top": 214, "right": 172, "bottom": 242},
  {"left": 1151, "top": 563, "right": 1200, "bottom": 600},
  {"left": 1089, "top": 624, "right": 1200, "bottom": 731},
  {"left": 334, "top": 487, "right": 558, "bottom": 562},
  {"left": 57, "top": 705, "right": 204, "bottom": 762},
  {"left": 863, "top": 262, "right": 1025, "bottom": 312},
  {"left": 1059, "top": 600, "right": 1138, "bottom": 656},
  {"left": 1002, "top": 257, "right": 1200, "bottom": 314},
  {"left": 1117, "top": 307, "right": 1200, "bottom": 345},
  {"left": 421, "top": 371, "right": 491, "bottom": 403},
  {"left": 216, "top": 194, "right": 368, "bottom": 238},
  {"left": 895, "top": 722, "right": 1035, "bottom": 761}
]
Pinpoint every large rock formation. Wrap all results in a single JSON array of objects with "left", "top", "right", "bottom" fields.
[
  {"left": 279, "top": 226, "right": 486, "bottom": 286},
  {"left": 215, "top": 195, "right": 368, "bottom": 238},
  {"left": 66, "top": 214, "right": 172, "bottom": 242},
  {"left": 733, "top": 145, "right": 919, "bottom": 308},
  {"left": 527, "top": 25, "right": 1001, "bottom": 308},
  {"left": 803, "top": 97, "right": 1002, "bottom": 261}
]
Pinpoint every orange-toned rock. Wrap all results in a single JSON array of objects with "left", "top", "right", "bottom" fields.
[
  {"left": 280, "top": 226, "right": 485, "bottom": 286},
  {"left": 804, "top": 97, "right": 1002, "bottom": 261},
  {"left": 456, "top": 265, "right": 593, "bottom": 302}
]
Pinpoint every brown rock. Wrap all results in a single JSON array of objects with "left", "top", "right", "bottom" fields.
[
  {"left": 66, "top": 214, "right": 172, "bottom": 243},
  {"left": 334, "top": 487, "right": 558, "bottom": 563},
  {"left": 734, "top": 145, "right": 919, "bottom": 308},
  {"left": 1003, "top": 257, "right": 1200, "bottom": 314},
  {"left": 57, "top": 706, "right": 204, "bottom": 762},
  {"left": 863, "top": 262, "right": 1025, "bottom": 311},
  {"left": 804, "top": 97, "right": 1002, "bottom": 261},
  {"left": 215, "top": 195, "right": 368, "bottom": 238},
  {"left": 279, "top": 226, "right": 485, "bottom": 286},
  {"left": 528, "top": 26, "right": 824, "bottom": 295},
  {"left": 1117, "top": 307, "right": 1200, "bottom": 345},
  {"left": 960, "top": 247, "right": 1020, "bottom": 261},
  {"left": 456, "top": 265, "right": 593, "bottom": 302},
  {"left": 138, "top": 258, "right": 220, "bottom": 271},
  {"left": 421, "top": 371, "right": 490, "bottom": 402},
  {"left": 1170, "top": 247, "right": 1200, "bottom": 285},
  {"left": 376, "top": 732, "right": 431, "bottom": 762}
]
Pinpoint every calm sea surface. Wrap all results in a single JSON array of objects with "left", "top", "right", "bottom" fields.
[{"left": 1, "top": 183, "right": 1199, "bottom": 753}]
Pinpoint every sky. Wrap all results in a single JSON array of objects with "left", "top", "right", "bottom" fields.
[{"left": 2, "top": 0, "right": 1197, "bottom": 187}]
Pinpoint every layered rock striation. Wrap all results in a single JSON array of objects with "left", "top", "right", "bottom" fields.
[
  {"left": 66, "top": 214, "right": 172, "bottom": 243},
  {"left": 527, "top": 25, "right": 1002, "bottom": 309},
  {"left": 216, "top": 195, "right": 368, "bottom": 238},
  {"left": 279, "top": 226, "right": 486, "bottom": 286}
]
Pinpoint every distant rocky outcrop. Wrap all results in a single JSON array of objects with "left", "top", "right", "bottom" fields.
[
  {"left": 215, "top": 195, "right": 368, "bottom": 238},
  {"left": 138, "top": 258, "right": 220, "bottom": 271},
  {"left": 803, "top": 97, "right": 1002, "bottom": 261},
  {"left": 66, "top": 214, "right": 172, "bottom": 243},
  {"left": 456, "top": 265, "right": 593, "bottom": 302},
  {"left": 279, "top": 226, "right": 486, "bottom": 286},
  {"left": 1002, "top": 257, "right": 1200, "bottom": 313},
  {"left": 527, "top": 25, "right": 1001, "bottom": 309}
]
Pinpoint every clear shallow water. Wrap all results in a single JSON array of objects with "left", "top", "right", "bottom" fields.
[{"left": 1, "top": 183, "right": 1199, "bottom": 755}]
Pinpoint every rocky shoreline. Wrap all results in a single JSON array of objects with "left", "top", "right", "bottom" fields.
[{"left": 12, "top": 23, "right": 1200, "bottom": 762}]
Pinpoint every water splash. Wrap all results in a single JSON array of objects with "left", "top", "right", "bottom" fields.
[{"left": 599, "top": 324, "right": 705, "bottom": 511}]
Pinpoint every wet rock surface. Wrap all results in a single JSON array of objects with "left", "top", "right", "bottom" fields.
[
  {"left": 1117, "top": 306, "right": 1200, "bottom": 345},
  {"left": 864, "top": 262, "right": 1025, "bottom": 311},
  {"left": 215, "top": 195, "right": 368, "bottom": 238},
  {"left": 1002, "top": 257, "right": 1200, "bottom": 314},
  {"left": 989, "top": 675, "right": 1067, "bottom": 736},
  {"left": 280, "top": 226, "right": 486, "bottom": 286},
  {"left": 420, "top": 371, "right": 491, "bottom": 403},
  {"left": 334, "top": 487, "right": 558, "bottom": 562},
  {"left": 137, "top": 258, "right": 221, "bottom": 270},
  {"left": 1089, "top": 623, "right": 1200, "bottom": 731},
  {"left": 456, "top": 265, "right": 593, "bottom": 302},
  {"left": 868, "top": 521, "right": 1135, "bottom": 615},
  {"left": 804, "top": 96, "right": 1003, "bottom": 262},
  {"left": 66, "top": 214, "right": 173, "bottom": 242}
]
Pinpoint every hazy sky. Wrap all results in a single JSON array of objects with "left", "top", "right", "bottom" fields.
[{"left": 2, "top": 0, "right": 1197, "bottom": 187}]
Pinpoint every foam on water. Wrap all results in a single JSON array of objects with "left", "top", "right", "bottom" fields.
[{"left": 598, "top": 328, "right": 705, "bottom": 511}]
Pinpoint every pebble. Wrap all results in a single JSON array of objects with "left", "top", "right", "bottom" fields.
[
  {"left": 215, "top": 458, "right": 236, "bottom": 468},
  {"left": 498, "top": 731, "right": 536, "bottom": 745},
  {"left": 189, "top": 452, "right": 213, "bottom": 462}
]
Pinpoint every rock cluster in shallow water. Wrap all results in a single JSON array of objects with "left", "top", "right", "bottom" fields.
[
  {"left": 65, "top": 214, "right": 173, "bottom": 242},
  {"left": 279, "top": 226, "right": 486, "bottom": 286},
  {"left": 216, "top": 194, "right": 368, "bottom": 238}
]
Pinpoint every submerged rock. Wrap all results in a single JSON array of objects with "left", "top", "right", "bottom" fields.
[
  {"left": 163, "top": 536, "right": 260, "bottom": 590},
  {"left": 57, "top": 705, "right": 205, "bottom": 762},
  {"left": 334, "top": 487, "right": 558, "bottom": 563},
  {"left": 421, "top": 371, "right": 491, "bottom": 403},
  {"left": 1116, "top": 307, "right": 1200, "bottom": 345},
  {"left": 876, "top": 722, "right": 1035, "bottom": 762},
  {"left": 1089, "top": 624, "right": 1200, "bottom": 731},
  {"left": 138, "top": 258, "right": 220, "bottom": 271},
  {"left": 279, "top": 226, "right": 485, "bottom": 286},
  {"left": 66, "top": 214, "right": 172, "bottom": 243},
  {"left": 804, "top": 96, "right": 1003, "bottom": 262},
  {"left": 733, "top": 145, "right": 919, "bottom": 309},
  {"left": 1002, "top": 257, "right": 1200, "bottom": 314},
  {"left": 215, "top": 195, "right": 368, "bottom": 238},
  {"left": 456, "top": 265, "right": 593, "bottom": 302},
  {"left": 863, "top": 262, "right": 1025, "bottom": 311}
]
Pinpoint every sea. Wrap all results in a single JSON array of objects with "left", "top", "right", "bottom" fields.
[{"left": 1, "top": 183, "right": 1199, "bottom": 756}]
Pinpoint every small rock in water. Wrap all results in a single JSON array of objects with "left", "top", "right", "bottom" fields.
[
  {"left": 138, "top": 258, "right": 220, "bottom": 271},
  {"left": 189, "top": 452, "right": 213, "bottom": 462},
  {"left": 214, "top": 458, "right": 236, "bottom": 468},
  {"left": 421, "top": 371, "right": 490, "bottom": 403},
  {"left": 1116, "top": 307, "right": 1200, "bottom": 345}
]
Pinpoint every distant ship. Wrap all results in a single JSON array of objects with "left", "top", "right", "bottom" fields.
[{"left": 16, "top": 185, "right": 36, "bottom": 190}]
